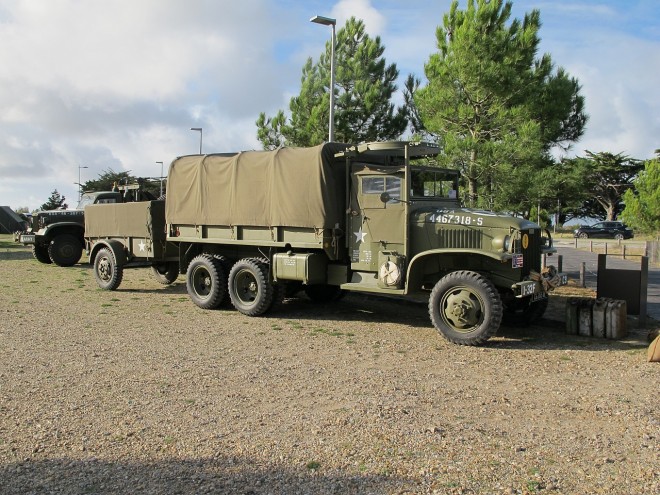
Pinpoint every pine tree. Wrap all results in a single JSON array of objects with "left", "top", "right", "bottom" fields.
[
  {"left": 414, "top": 0, "right": 586, "bottom": 209},
  {"left": 621, "top": 151, "right": 660, "bottom": 233},
  {"left": 40, "top": 190, "right": 68, "bottom": 211},
  {"left": 256, "top": 17, "right": 408, "bottom": 149}
]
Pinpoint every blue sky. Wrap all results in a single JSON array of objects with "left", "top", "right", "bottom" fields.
[{"left": 1, "top": 0, "right": 659, "bottom": 211}]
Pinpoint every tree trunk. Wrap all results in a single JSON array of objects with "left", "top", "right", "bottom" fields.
[{"left": 468, "top": 150, "right": 478, "bottom": 207}]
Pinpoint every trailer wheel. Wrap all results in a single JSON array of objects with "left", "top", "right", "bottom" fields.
[
  {"left": 151, "top": 262, "right": 179, "bottom": 285},
  {"left": 428, "top": 270, "right": 502, "bottom": 346},
  {"left": 32, "top": 243, "right": 52, "bottom": 264},
  {"left": 186, "top": 254, "right": 226, "bottom": 309},
  {"left": 228, "top": 258, "right": 273, "bottom": 316},
  {"left": 94, "top": 247, "right": 123, "bottom": 290},
  {"left": 48, "top": 234, "right": 82, "bottom": 267}
]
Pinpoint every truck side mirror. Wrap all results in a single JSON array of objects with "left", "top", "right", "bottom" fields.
[{"left": 380, "top": 192, "right": 391, "bottom": 203}]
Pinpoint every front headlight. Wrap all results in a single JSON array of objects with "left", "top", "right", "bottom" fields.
[{"left": 492, "top": 234, "right": 512, "bottom": 253}]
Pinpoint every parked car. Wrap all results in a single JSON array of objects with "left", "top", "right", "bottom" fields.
[{"left": 573, "top": 221, "right": 634, "bottom": 240}]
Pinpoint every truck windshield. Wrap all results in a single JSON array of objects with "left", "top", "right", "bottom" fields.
[
  {"left": 77, "top": 195, "right": 95, "bottom": 209},
  {"left": 410, "top": 169, "right": 459, "bottom": 199}
]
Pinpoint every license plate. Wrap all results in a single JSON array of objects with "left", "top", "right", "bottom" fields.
[
  {"left": 20, "top": 234, "right": 35, "bottom": 244},
  {"left": 520, "top": 282, "right": 536, "bottom": 297}
]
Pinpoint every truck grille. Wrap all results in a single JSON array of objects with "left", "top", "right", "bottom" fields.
[
  {"left": 438, "top": 228, "right": 482, "bottom": 249},
  {"left": 522, "top": 228, "right": 542, "bottom": 275}
]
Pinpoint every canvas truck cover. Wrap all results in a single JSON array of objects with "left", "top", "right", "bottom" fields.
[
  {"left": 85, "top": 201, "right": 166, "bottom": 240},
  {"left": 166, "top": 143, "right": 348, "bottom": 230}
]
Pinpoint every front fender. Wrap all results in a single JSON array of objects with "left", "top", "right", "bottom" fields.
[
  {"left": 88, "top": 239, "right": 128, "bottom": 267},
  {"left": 41, "top": 222, "right": 85, "bottom": 240},
  {"left": 405, "top": 248, "right": 511, "bottom": 293}
]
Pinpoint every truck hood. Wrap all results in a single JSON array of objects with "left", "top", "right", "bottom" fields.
[{"left": 412, "top": 207, "right": 540, "bottom": 231}]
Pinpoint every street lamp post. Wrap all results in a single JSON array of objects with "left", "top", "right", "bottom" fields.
[
  {"left": 78, "top": 165, "right": 88, "bottom": 202},
  {"left": 156, "top": 161, "right": 164, "bottom": 197},
  {"left": 310, "top": 15, "right": 336, "bottom": 142},
  {"left": 190, "top": 127, "right": 203, "bottom": 154}
]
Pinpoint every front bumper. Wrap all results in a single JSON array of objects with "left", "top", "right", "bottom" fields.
[
  {"left": 512, "top": 266, "right": 568, "bottom": 299},
  {"left": 18, "top": 233, "right": 36, "bottom": 244}
]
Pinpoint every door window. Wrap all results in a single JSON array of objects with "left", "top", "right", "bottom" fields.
[{"left": 361, "top": 176, "right": 401, "bottom": 203}]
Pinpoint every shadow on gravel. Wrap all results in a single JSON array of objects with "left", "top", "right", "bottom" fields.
[
  {"left": 274, "top": 293, "right": 653, "bottom": 352},
  {"left": 272, "top": 293, "right": 431, "bottom": 329},
  {"left": 494, "top": 318, "right": 651, "bottom": 351},
  {"left": 0, "top": 457, "right": 412, "bottom": 495},
  {"left": 122, "top": 282, "right": 189, "bottom": 295}
]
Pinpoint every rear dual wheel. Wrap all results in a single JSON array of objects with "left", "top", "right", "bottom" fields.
[
  {"left": 228, "top": 258, "right": 274, "bottom": 316},
  {"left": 186, "top": 254, "right": 227, "bottom": 309}
]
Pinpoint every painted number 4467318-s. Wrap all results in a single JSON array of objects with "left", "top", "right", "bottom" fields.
[{"left": 430, "top": 213, "right": 483, "bottom": 226}]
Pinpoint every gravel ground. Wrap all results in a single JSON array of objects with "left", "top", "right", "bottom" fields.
[{"left": 0, "top": 254, "right": 658, "bottom": 494}]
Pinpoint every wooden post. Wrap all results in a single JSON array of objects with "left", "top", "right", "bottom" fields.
[
  {"left": 639, "top": 256, "right": 648, "bottom": 328},
  {"left": 580, "top": 262, "right": 586, "bottom": 288},
  {"left": 557, "top": 254, "right": 563, "bottom": 273}
]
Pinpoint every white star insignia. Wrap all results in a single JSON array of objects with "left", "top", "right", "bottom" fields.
[
  {"left": 353, "top": 228, "right": 367, "bottom": 243},
  {"left": 138, "top": 240, "right": 146, "bottom": 252}
]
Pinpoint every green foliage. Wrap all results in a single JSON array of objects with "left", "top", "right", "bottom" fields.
[
  {"left": 81, "top": 168, "right": 161, "bottom": 199},
  {"left": 565, "top": 151, "right": 643, "bottom": 221},
  {"left": 621, "top": 155, "right": 660, "bottom": 233},
  {"left": 82, "top": 168, "right": 133, "bottom": 193},
  {"left": 414, "top": 0, "right": 586, "bottom": 209},
  {"left": 256, "top": 17, "right": 408, "bottom": 149},
  {"left": 40, "top": 189, "right": 68, "bottom": 211}
]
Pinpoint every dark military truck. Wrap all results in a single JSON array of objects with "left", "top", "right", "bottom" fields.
[
  {"left": 85, "top": 141, "right": 566, "bottom": 345},
  {"left": 18, "top": 184, "right": 156, "bottom": 266}
]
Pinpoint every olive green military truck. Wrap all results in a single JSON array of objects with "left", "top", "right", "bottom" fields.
[
  {"left": 18, "top": 183, "right": 156, "bottom": 266},
  {"left": 85, "top": 141, "right": 566, "bottom": 345}
]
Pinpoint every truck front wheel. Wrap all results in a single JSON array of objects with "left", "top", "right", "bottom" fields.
[
  {"left": 94, "top": 248, "right": 123, "bottom": 290},
  {"left": 228, "top": 258, "right": 273, "bottom": 316},
  {"left": 429, "top": 271, "right": 503, "bottom": 346},
  {"left": 48, "top": 234, "right": 82, "bottom": 267},
  {"left": 186, "top": 254, "right": 226, "bottom": 309},
  {"left": 32, "top": 243, "right": 52, "bottom": 264}
]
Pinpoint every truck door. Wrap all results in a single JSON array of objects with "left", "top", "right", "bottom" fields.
[{"left": 349, "top": 167, "right": 406, "bottom": 286}]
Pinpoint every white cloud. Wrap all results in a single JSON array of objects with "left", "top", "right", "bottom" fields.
[
  {"left": 0, "top": 0, "right": 658, "bottom": 212},
  {"left": 332, "top": 0, "right": 386, "bottom": 36}
]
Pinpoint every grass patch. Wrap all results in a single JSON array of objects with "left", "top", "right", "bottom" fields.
[{"left": 306, "top": 461, "right": 321, "bottom": 470}]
